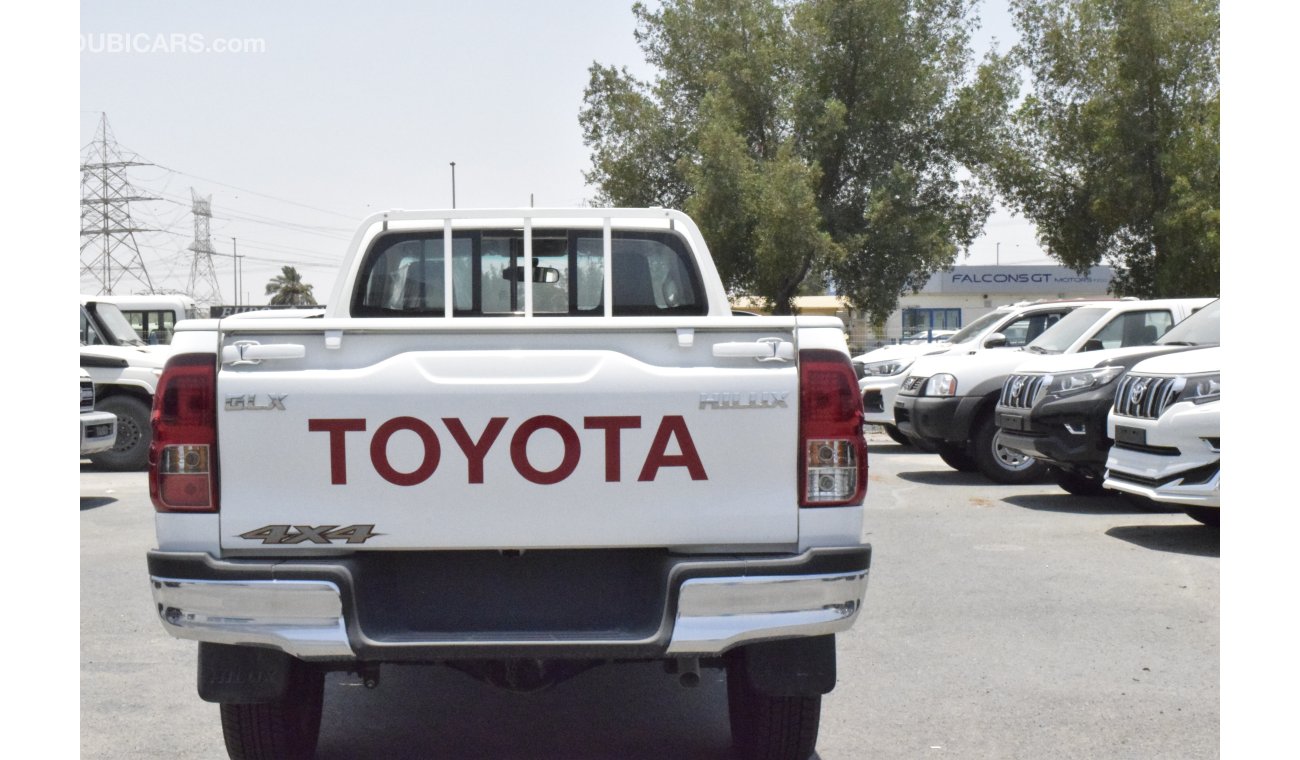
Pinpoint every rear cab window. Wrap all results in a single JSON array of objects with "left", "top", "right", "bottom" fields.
[{"left": 351, "top": 228, "right": 707, "bottom": 317}]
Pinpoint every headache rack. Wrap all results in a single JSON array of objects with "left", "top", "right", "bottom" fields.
[{"left": 345, "top": 208, "right": 715, "bottom": 320}]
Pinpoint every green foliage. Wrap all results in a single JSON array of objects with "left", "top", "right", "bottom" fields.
[
  {"left": 582, "top": 0, "right": 1000, "bottom": 320},
  {"left": 987, "top": 0, "right": 1220, "bottom": 297},
  {"left": 264, "top": 265, "right": 318, "bottom": 306}
]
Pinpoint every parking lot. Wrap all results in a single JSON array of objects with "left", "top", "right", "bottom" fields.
[{"left": 80, "top": 428, "right": 1219, "bottom": 759}]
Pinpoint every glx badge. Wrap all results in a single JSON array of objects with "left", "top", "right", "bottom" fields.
[{"left": 226, "top": 394, "right": 287, "bottom": 411}]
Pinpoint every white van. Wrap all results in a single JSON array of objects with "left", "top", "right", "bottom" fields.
[{"left": 94, "top": 294, "right": 200, "bottom": 344}]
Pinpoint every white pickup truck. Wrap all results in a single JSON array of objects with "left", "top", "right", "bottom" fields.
[{"left": 147, "top": 208, "right": 871, "bottom": 760}]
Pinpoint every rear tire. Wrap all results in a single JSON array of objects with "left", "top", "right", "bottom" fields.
[
  {"left": 883, "top": 424, "right": 911, "bottom": 446},
  {"left": 972, "top": 413, "right": 1048, "bottom": 484},
  {"left": 88, "top": 394, "right": 151, "bottom": 471},
  {"left": 937, "top": 442, "right": 978, "bottom": 472},
  {"left": 1183, "top": 507, "right": 1220, "bottom": 526},
  {"left": 1052, "top": 467, "right": 1109, "bottom": 496},
  {"left": 727, "top": 659, "right": 821, "bottom": 760},
  {"left": 220, "top": 662, "right": 324, "bottom": 760}
]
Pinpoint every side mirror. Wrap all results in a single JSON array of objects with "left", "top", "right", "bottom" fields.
[{"left": 983, "top": 332, "right": 1008, "bottom": 348}]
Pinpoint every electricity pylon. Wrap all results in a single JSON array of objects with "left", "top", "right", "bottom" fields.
[
  {"left": 185, "top": 189, "right": 223, "bottom": 306},
  {"left": 79, "top": 113, "right": 158, "bottom": 294}
]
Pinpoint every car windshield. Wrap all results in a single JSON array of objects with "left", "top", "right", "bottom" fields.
[
  {"left": 1157, "top": 300, "right": 1220, "bottom": 346},
  {"left": 946, "top": 310, "right": 1007, "bottom": 344},
  {"left": 1025, "top": 307, "right": 1109, "bottom": 354},
  {"left": 85, "top": 302, "right": 146, "bottom": 346}
]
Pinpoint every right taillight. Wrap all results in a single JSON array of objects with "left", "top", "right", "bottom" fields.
[
  {"left": 799, "top": 349, "right": 868, "bottom": 507},
  {"left": 150, "top": 353, "right": 218, "bottom": 513}
]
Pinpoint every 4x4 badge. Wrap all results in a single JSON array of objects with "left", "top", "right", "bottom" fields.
[{"left": 238, "top": 524, "right": 381, "bottom": 544}]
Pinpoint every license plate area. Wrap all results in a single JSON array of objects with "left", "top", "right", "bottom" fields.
[
  {"left": 996, "top": 412, "right": 1026, "bottom": 432},
  {"left": 1114, "top": 425, "right": 1147, "bottom": 447}
]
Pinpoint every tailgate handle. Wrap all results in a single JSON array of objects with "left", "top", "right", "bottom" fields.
[
  {"left": 712, "top": 337, "right": 794, "bottom": 362},
  {"left": 222, "top": 341, "right": 306, "bottom": 365}
]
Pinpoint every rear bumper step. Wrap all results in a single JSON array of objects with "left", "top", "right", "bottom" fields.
[{"left": 148, "top": 545, "right": 871, "bottom": 661}]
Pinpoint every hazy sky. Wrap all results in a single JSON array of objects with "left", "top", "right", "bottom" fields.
[{"left": 78, "top": 0, "right": 1051, "bottom": 305}]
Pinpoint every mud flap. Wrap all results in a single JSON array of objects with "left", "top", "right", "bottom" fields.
[
  {"left": 731, "top": 634, "right": 837, "bottom": 697},
  {"left": 197, "top": 642, "right": 297, "bottom": 704}
]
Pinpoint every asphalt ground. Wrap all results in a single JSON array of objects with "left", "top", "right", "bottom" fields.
[{"left": 79, "top": 428, "right": 1221, "bottom": 759}]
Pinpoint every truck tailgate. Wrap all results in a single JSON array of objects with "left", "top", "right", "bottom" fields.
[{"left": 216, "top": 322, "right": 801, "bottom": 551}]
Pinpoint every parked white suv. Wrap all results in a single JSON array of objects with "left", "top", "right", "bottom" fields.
[
  {"left": 1104, "top": 346, "right": 1220, "bottom": 525},
  {"left": 80, "top": 368, "right": 117, "bottom": 457},
  {"left": 894, "top": 298, "right": 1214, "bottom": 483},
  {"left": 856, "top": 300, "right": 1111, "bottom": 446}
]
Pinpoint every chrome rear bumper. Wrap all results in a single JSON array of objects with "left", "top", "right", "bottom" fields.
[
  {"left": 152, "top": 577, "right": 353, "bottom": 658},
  {"left": 149, "top": 546, "right": 870, "bottom": 661}
]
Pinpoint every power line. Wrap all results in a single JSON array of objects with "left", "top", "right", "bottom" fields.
[
  {"left": 153, "top": 164, "right": 357, "bottom": 220},
  {"left": 145, "top": 186, "right": 354, "bottom": 240},
  {"left": 78, "top": 120, "right": 352, "bottom": 299},
  {"left": 140, "top": 225, "right": 342, "bottom": 264}
]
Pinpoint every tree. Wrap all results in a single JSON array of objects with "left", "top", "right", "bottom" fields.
[
  {"left": 985, "top": 0, "right": 1219, "bottom": 297},
  {"left": 581, "top": 0, "right": 1003, "bottom": 320},
  {"left": 264, "top": 265, "right": 318, "bottom": 306}
]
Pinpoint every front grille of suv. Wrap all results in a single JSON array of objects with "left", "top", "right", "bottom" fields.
[
  {"left": 900, "top": 376, "right": 927, "bottom": 395},
  {"left": 81, "top": 378, "right": 94, "bottom": 413},
  {"left": 1113, "top": 374, "right": 1180, "bottom": 419},
  {"left": 1000, "top": 374, "right": 1047, "bottom": 409}
]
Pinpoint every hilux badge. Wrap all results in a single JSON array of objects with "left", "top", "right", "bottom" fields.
[{"left": 699, "top": 391, "right": 788, "bottom": 410}]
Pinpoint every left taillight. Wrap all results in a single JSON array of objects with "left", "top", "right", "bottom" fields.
[
  {"left": 150, "top": 353, "right": 218, "bottom": 513},
  {"left": 798, "top": 349, "right": 868, "bottom": 507}
]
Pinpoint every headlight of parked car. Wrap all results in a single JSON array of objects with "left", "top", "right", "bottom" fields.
[
  {"left": 1173, "top": 372, "right": 1220, "bottom": 404},
  {"left": 1044, "top": 365, "right": 1125, "bottom": 397},
  {"left": 925, "top": 374, "right": 958, "bottom": 397},
  {"left": 861, "top": 358, "right": 914, "bottom": 377}
]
